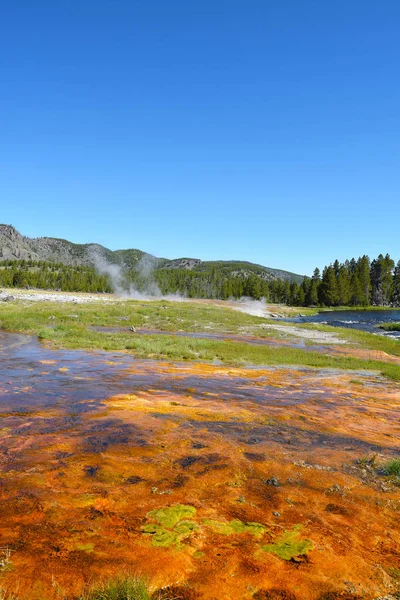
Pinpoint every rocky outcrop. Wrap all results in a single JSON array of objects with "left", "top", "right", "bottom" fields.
[
  {"left": 0, "top": 225, "right": 122, "bottom": 267},
  {"left": 161, "top": 258, "right": 202, "bottom": 270},
  {"left": 0, "top": 224, "right": 39, "bottom": 261}
]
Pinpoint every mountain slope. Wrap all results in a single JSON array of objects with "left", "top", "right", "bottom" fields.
[{"left": 0, "top": 224, "right": 302, "bottom": 282}]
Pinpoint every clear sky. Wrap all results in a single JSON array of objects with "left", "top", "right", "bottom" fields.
[{"left": 1, "top": 0, "right": 399, "bottom": 275}]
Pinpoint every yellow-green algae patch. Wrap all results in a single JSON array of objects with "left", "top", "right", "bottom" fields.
[
  {"left": 146, "top": 504, "right": 196, "bottom": 528},
  {"left": 142, "top": 504, "right": 198, "bottom": 548},
  {"left": 262, "top": 525, "right": 313, "bottom": 560},
  {"left": 203, "top": 518, "right": 266, "bottom": 538},
  {"left": 76, "top": 543, "right": 95, "bottom": 553},
  {"left": 72, "top": 493, "right": 97, "bottom": 508},
  {"left": 143, "top": 506, "right": 267, "bottom": 548}
]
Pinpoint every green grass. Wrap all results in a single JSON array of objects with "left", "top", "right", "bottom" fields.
[
  {"left": 78, "top": 575, "right": 151, "bottom": 600},
  {"left": 0, "top": 298, "right": 273, "bottom": 334},
  {"left": 32, "top": 327, "right": 400, "bottom": 380},
  {"left": 1, "top": 575, "right": 194, "bottom": 600},
  {"left": 0, "top": 299, "right": 399, "bottom": 380},
  {"left": 380, "top": 323, "right": 400, "bottom": 332},
  {"left": 384, "top": 459, "right": 400, "bottom": 477}
]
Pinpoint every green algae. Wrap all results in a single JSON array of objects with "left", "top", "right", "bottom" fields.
[
  {"left": 76, "top": 543, "right": 95, "bottom": 553},
  {"left": 262, "top": 525, "right": 313, "bottom": 560},
  {"left": 142, "top": 504, "right": 198, "bottom": 548},
  {"left": 203, "top": 518, "right": 266, "bottom": 538},
  {"left": 202, "top": 519, "right": 233, "bottom": 535},
  {"left": 143, "top": 508, "right": 266, "bottom": 549},
  {"left": 146, "top": 504, "right": 197, "bottom": 529}
]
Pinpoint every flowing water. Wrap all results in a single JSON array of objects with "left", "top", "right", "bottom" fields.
[{"left": 286, "top": 309, "right": 400, "bottom": 338}]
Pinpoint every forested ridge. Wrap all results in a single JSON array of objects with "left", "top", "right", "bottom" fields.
[
  {"left": 151, "top": 253, "right": 400, "bottom": 306},
  {"left": 1, "top": 253, "right": 399, "bottom": 307}
]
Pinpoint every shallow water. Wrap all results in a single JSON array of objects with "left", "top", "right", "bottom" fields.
[
  {"left": 286, "top": 309, "right": 400, "bottom": 338},
  {"left": 0, "top": 330, "right": 400, "bottom": 599},
  {"left": 88, "top": 325, "right": 332, "bottom": 351}
]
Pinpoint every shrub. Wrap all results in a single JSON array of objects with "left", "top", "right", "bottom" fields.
[
  {"left": 78, "top": 575, "right": 151, "bottom": 600},
  {"left": 384, "top": 458, "right": 400, "bottom": 477}
]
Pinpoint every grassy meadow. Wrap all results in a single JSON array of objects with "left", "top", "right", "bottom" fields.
[{"left": 0, "top": 296, "right": 399, "bottom": 380}]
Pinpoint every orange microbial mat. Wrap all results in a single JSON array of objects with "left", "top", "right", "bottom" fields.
[{"left": 0, "top": 332, "right": 399, "bottom": 599}]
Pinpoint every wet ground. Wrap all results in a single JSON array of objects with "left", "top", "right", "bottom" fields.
[
  {"left": 0, "top": 331, "right": 400, "bottom": 599},
  {"left": 88, "top": 325, "right": 336, "bottom": 352}
]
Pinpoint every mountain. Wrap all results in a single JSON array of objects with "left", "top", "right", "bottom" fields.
[{"left": 0, "top": 224, "right": 303, "bottom": 283}]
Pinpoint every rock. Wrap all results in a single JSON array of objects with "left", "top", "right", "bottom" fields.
[
  {"left": 328, "top": 484, "right": 342, "bottom": 493},
  {"left": 162, "top": 258, "right": 201, "bottom": 270},
  {"left": 273, "top": 511, "right": 280, "bottom": 517},
  {"left": 265, "top": 477, "right": 281, "bottom": 486},
  {"left": 129, "top": 326, "right": 136, "bottom": 332},
  {"left": 0, "top": 294, "right": 15, "bottom": 302}
]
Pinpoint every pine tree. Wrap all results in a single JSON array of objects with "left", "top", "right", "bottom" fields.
[
  {"left": 356, "top": 255, "right": 371, "bottom": 306},
  {"left": 333, "top": 259, "right": 340, "bottom": 278},
  {"left": 337, "top": 265, "right": 351, "bottom": 305},
  {"left": 308, "top": 268, "right": 321, "bottom": 305},
  {"left": 371, "top": 254, "right": 395, "bottom": 305},
  {"left": 319, "top": 265, "right": 338, "bottom": 306},
  {"left": 350, "top": 272, "right": 363, "bottom": 306},
  {"left": 382, "top": 254, "right": 395, "bottom": 304},
  {"left": 393, "top": 261, "right": 400, "bottom": 306}
]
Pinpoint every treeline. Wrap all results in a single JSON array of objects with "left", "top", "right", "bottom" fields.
[
  {"left": 136, "top": 254, "right": 400, "bottom": 307},
  {"left": 302, "top": 254, "right": 400, "bottom": 307},
  {"left": 128, "top": 267, "right": 299, "bottom": 302},
  {"left": 0, "top": 260, "right": 112, "bottom": 293},
  {"left": 2, "top": 255, "right": 399, "bottom": 307}
]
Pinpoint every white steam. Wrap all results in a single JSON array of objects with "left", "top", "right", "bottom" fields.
[
  {"left": 229, "top": 297, "right": 272, "bottom": 318},
  {"left": 89, "top": 249, "right": 183, "bottom": 301},
  {"left": 134, "top": 254, "right": 162, "bottom": 297},
  {"left": 90, "top": 250, "right": 272, "bottom": 311},
  {"left": 89, "top": 249, "right": 127, "bottom": 296}
]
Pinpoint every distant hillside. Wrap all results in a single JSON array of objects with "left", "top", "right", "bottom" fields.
[
  {"left": 0, "top": 224, "right": 135, "bottom": 266},
  {"left": 0, "top": 224, "right": 302, "bottom": 283}
]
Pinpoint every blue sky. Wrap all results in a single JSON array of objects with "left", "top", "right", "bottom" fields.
[{"left": 1, "top": 0, "right": 399, "bottom": 275}]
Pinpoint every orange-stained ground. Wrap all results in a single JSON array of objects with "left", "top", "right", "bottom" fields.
[{"left": 0, "top": 332, "right": 400, "bottom": 599}]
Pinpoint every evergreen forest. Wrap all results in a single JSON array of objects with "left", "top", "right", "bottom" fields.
[
  {"left": 1, "top": 254, "right": 400, "bottom": 307},
  {"left": 0, "top": 260, "right": 112, "bottom": 293}
]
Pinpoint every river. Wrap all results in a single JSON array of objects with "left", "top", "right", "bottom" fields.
[{"left": 285, "top": 308, "right": 400, "bottom": 339}]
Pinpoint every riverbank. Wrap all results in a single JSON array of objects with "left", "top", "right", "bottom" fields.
[
  {"left": 380, "top": 322, "right": 400, "bottom": 331},
  {"left": 319, "top": 305, "right": 400, "bottom": 312},
  {"left": 0, "top": 295, "right": 399, "bottom": 380}
]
